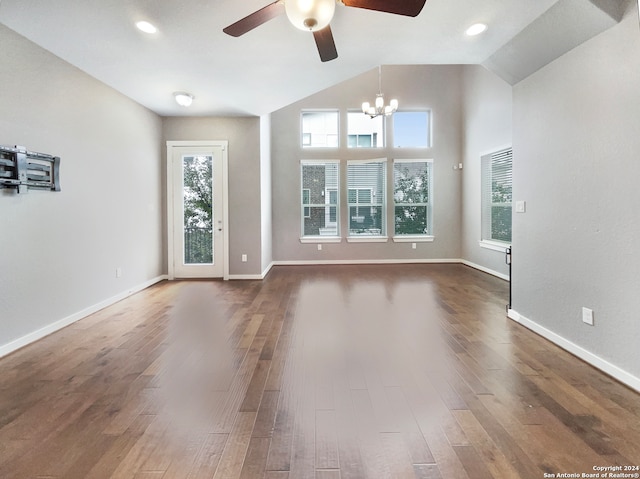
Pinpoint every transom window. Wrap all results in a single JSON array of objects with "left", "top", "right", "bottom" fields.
[
  {"left": 347, "top": 112, "right": 384, "bottom": 148},
  {"left": 301, "top": 111, "right": 339, "bottom": 148},
  {"left": 393, "top": 111, "right": 431, "bottom": 148}
]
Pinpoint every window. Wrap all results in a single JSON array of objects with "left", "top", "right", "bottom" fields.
[
  {"left": 347, "top": 112, "right": 384, "bottom": 148},
  {"left": 347, "top": 159, "right": 386, "bottom": 239},
  {"left": 393, "top": 160, "right": 433, "bottom": 237},
  {"left": 393, "top": 111, "right": 431, "bottom": 148},
  {"left": 301, "top": 111, "right": 339, "bottom": 148},
  {"left": 300, "top": 161, "right": 340, "bottom": 239},
  {"left": 481, "top": 148, "right": 512, "bottom": 244}
]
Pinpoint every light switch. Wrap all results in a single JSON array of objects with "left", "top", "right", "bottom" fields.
[{"left": 515, "top": 201, "right": 526, "bottom": 213}]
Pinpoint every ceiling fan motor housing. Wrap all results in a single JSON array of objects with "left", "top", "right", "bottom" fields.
[{"left": 285, "top": 0, "right": 336, "bottom": 31}]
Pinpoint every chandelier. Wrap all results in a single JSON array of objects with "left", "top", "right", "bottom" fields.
[{"left": 362, "top": 66, "right": 398, "bottom": 118}]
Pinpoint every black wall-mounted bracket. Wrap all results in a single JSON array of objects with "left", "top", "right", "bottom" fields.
[{"left": 0, "top": 145, "right": 61, "bottom": 193}]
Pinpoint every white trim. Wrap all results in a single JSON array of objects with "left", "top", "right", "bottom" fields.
[
  {"left": 392, "top": 158, "right": 434, "bottom": 164},
  {"left": 273, "top": 258, "right": 461, "bottom": 266},
  {"left": 393, "top": 235, "right": 435, "bottom": 243},
  {"left": 166, "top": 141, "right": 229, "bottom": 281},
  {"left": 507, "top": 309, "right": 640, "bottom": 393},
  {"left": 479, "top": 240, "right": 510, "bottom": 253},
  {"left": 0, "top": 275, "right": 168, "bottom": 359},
  {"left": 461, "top": 260, "right": 509, "bottom": 281},
  {"left": 479, "top": 144, "right": 513, "bottom": 158},
  {"left": 347, "top": 236, "right": 389, "bottom": 243},
  {"left": 300, "top": 236, "right": 342, "bottom": 244},
  {"left": 228, "top": 274, "right": 265, "bottom": 280}
]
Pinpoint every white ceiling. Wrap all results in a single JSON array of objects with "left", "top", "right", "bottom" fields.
[{"left": 0, "top": 0, "right": 621, "bottom": 117}]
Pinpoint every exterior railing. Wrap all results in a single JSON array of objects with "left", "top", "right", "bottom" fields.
[{"left": 184, "top": 227, "right": 213, "bottom": 264}]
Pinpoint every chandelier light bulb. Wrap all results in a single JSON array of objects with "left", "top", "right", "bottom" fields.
[{"left": 362, "top": 67, "right": 398, "bottom": 118}]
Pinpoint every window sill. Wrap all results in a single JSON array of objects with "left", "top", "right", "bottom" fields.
[
  {"left": 300, "top": 236, "right": 342, "bottom": 244},
  {"left": 393, "top": 235, "right": 434, "bottom": 243},
  {"left": 479, "top": 240, "right": 510, "bottom": 252},
  {"left": 347, "top": 236, "right": 388, "bottom": 243}
]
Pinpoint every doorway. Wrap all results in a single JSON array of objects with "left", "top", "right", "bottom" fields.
[{"left": 167, "top": 141, "right": 229, "bottom": 279}]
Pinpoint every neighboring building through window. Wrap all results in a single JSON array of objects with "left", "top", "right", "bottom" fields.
[
  {"left": 481, "top": 148, "right": 513, "bottom": 244},
  {"left": 301, "top": 111, "right": 339, "bottom": 148},
  {"left": 347, "top": 159, "right": 386, "bottom": 238},
  {"left": 393, "top": 111, "right": 431, "bottom": 148},
  {"left": 300, "top": 160, "right": 340, "bottom": 238},
  {"left": 347, "top": 111, "right": 384, "bottom": 148},
  {"left": 393, "top": 160, "right": 433, "bottom": 237}
]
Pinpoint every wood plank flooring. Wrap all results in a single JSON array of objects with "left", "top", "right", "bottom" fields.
[{"left": 1, "top": 264, "right": 639, "bottom": 478}]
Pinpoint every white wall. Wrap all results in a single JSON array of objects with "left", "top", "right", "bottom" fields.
[
  {"left": 461, "top": 65, "right": 513, "bottom": 278},
  {"left": 511, "top": 5, "right": 640, "bottom": 385},
  {"left": 162, "top": 116, "right": 264, "bottom": 277},
  {"left": 270, "top": 65, "right": 464, "bottom": 263},
  {"left": 0, "top": 25, "right": 164, "bottom": 354}
]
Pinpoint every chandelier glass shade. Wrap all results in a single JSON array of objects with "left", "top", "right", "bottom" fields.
[{"left": 362, "top": 66, "right": 398, "bottom": 118}]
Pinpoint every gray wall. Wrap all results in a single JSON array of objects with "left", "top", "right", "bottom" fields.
[
  {"left": 162, "top": 116, "right": 264, "bottom": 276},
  {"left": 461, "top": 65, "right": 513, "bottom": 277},
  {"left": 0, "top": 25, "right": 163, "bottom": 350},
  {"left": 271, "top": 65, "right": 464, "bottom": 262},
  {"left": 512, "top": 7, "right": 640, "bottom": 378}
]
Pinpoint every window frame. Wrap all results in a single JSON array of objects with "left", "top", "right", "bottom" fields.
[
  {"left": 480, "top": 147, "right": 513, "bottom": 250},
  {"left": 300, "top": 110, "right": 340, "bottom": 149},
  {"left": 346, "top": 158, "right": 388, "bottom": 243},
  {"left": 392, "top": 110, "right": 432, "bottom": 149},
  {"left": 346, "top": 110, "right": 385, "bottom": 149},
  {"left": 300, "top": 159, "right": 342, "bottom": 243},
  {"left": 392, "top": 159, "right": 434, "bottom": 242}
]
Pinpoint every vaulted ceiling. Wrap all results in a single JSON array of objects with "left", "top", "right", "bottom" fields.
[{"left": 0, "top": 0, "right": 627, "bottom": 117}]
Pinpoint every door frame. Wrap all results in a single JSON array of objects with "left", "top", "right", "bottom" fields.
[{"left": 166, "top": 140, "right": 229, "bottom": 280}]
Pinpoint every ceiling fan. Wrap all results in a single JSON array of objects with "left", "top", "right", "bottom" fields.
[{"left": 223, "top": 0, "right": 427, "bottom": 62}]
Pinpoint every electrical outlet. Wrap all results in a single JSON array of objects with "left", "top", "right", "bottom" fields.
[
  {"left": 317, "top": 244, "right": 322, "bottom": 251},
  {"left": 412, "top": 243, "right": 417, "bottom": 249},
  {"left": 516, "top": 200, "right": 526, "bottom": 213},
  {"left": 582, "top": 307, "right": 594, "bottom": 326},
  {"left": 115, "top": 267, "right": 122, "bottom": 278},
  {"left": 241, "top": 254, "right": 247, "bottom": 262}
]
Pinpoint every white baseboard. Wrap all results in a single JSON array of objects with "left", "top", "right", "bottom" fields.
[
  {"left": 0, "top": 275, "right": 168, "bottom": 359},
  {"left": 508, "top": 309, "right": 640, "bottom": 393},
  {"left": 272, "top": 258, "right": 462, "bottom": 266},
  {"left": 461, "top": 260, "right": 510, "bottom": 281}
]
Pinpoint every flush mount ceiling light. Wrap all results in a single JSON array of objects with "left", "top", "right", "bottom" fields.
[
  {"left": 135, "top": 21, "right": 158, "bottom": 34},
  {"left": 174, "top": 92, "right": 194, "bottom": 107},
  {"left": 284, "top": 0, "right": 336, "bottom": 31},
  {"left": 362, "top": 66, "right": 398, "bottom": 119},
  {"left": 465, "top": 23, "right": 487, "bottom": 36}
]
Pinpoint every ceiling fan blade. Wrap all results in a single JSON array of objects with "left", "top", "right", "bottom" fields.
[
  {"left": 341, "top": 0, "right": 426, "bottom": 17},
  {"left": 223, "top": 1, "right": 285, "bottom": 37},
  {"left": 313, "top": 25, "right": 338, "bottom": 62}
]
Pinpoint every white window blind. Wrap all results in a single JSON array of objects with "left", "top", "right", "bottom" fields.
[
  {"left": 301, "top": 161, "right": 339, "bottom": 237},
  {"left": 393, "top": 160, "right": 432, "bottom": 236},
  {"left": 481, "top": 148, "right": 512, "bottom": 243},
  {"left": 347, "top": 159, "right": 386, "bottom": 236}
]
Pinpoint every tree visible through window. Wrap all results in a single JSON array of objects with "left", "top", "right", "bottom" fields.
[
  {"left": 393, "top": 160, "right": 432, "bottom": 236},
  {"left": 183, "top": 155, "right": 213, "bottom": 264}
]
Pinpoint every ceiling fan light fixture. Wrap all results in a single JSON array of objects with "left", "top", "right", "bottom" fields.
[
  {"left": 174, "top": 92, "right": 194, "bottom": 107},
  {"left": 285, "top": 0, "right": 336, "bottom": 32}
]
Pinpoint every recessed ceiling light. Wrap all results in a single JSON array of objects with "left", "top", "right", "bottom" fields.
[
  {"left": 136, "top": 21, "right": 158, "bottom": 34},
  {"left": 466, "top": 23, "right": 487, "bottom": 36},
  {"left": 174, "top": 92, "right": 194, "bottom": 107}
]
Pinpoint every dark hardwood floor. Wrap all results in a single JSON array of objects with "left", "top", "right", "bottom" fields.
[{"left": 1, "top": 264, "right": 639, "bottom": 478}]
